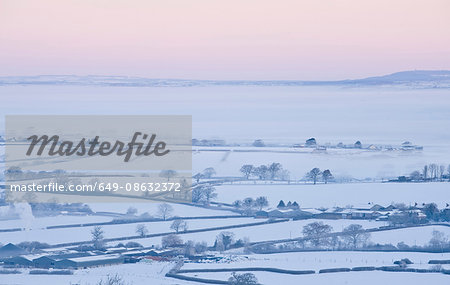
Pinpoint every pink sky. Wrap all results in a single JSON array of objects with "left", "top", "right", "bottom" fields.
[{"left": 0, "top": 0, "right": 449, "bottom": 80}]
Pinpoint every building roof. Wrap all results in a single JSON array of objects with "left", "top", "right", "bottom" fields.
[
  {"left": 32, "top": 256, "right": 55, "bottom": 263},
  {"left": 0, "top": 243, "right": 26, "bottom": 257},
  {"left": 2, "top": 256, "right": 33, "bottom": 266}
]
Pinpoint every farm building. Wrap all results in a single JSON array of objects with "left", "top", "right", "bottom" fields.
[
  {"left": 2, "top": 256, "right": 33, "bottom": 267},
  {"left": 54, "top": 259, "right": 78, "bottom": 269},
  {"left": 32, "top": 256, "right": 56, "bottom": 268},
  {"left": 0, "top": 243, "right": 26, "bottom": 258}
]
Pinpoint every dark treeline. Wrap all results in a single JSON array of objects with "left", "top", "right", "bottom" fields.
[{"left": 393, "top": 163, "right": 450, "bottom": 182}]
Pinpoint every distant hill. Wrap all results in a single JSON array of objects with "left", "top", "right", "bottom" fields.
[
  {"left": 340, "top": 70, "right": 450, "bottom": 86},
  {"left": 0, "top": 70, "right": 449, "bottom": 88}
]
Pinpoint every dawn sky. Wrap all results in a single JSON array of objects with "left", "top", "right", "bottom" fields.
[{"left": 0, "top": 0, "right": 449, "bottom": 80}]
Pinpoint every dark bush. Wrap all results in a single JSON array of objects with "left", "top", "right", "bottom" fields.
[
  {"left": 125, "top": 241, "right": 143, "bottom": 248},
  {"left": 394, "top": 258, "right": 413, "bottom": 265}
]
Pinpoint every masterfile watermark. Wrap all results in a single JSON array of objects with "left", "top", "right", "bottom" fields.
[
  {"left": 26, "top": 132, "right": 170, "bottom": 162},
  {"left": 5, "top": 115, "right": 192, "bottom": 203}
]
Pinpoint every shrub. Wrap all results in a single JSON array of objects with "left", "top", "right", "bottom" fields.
[{"left": 125, "top": 241, "right": 143, "bottom": 248}]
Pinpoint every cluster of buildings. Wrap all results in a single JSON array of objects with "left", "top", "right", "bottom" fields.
[
  {"left": 254, "top": 203, "right": 428, "bottom": 222},
  {"left": 0, "top": 243, "right": 177, "bottom": 270},
  {"left": 294, "top": 138, "right": 423, "bottom": 152}
]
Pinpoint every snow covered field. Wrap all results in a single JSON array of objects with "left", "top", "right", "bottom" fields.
[
  {"left": 370, "top": 225, "right": 450, "bottom": 246},
  {"left": 214, "top": 182, "right": 449, "bottom": 208},
  {"left": 108, "top": 219, "right": 385, "bottom": 247},
  {"left": 0, "top": 262, "right": 185, "bottom": 285},
  {"left": 0, "top": 210, "right": 443, "bottom": 248},
  {"left": 184, "top": 251, "right": 450, "bottom": 271},
  {"left": 0, "top": 217, "right": 257, "bottom": 245},
  {"left": 182, "top": 251, "right": 450, "bottom": 284},
  {"left": 184, "top": 270, "right": 450, "bottom": 285},
  {"left": 0, "top": 215, "right": 113, "bottom": 230},
  {"left": 87, "top": 202, "right": 235, "bottom": 217}
]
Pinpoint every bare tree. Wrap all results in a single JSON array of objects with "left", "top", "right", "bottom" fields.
[
  {"left": 184, "top": 240, "right": 196, "bottom": 257},
  {"left": 171, "top": 219, "right": 188, "bottom": 233},
  {"left": 423, "top": 165, "right": 429, "bottom": 180},
  {"left": 126, "top": 207, "right": 137, "bottom": 216},
  {"left": 278, "top": 169, "right": 291, "bottom": 181},
  {"left": 268, "top": 162, "right": 282, "bottom": 180},
  {"left": 136, "top": 224, "right": 148, "bottom": 237},
  {"left": 228, "top": 272, "right": 259, "bottom": 285},
  {"left": 161, "top": 234, "right": 183, "bottom": 248},
  {"left": 4, "top": 166, "right": 23, "bottom": 180},
  {"left": 240, "top": 165, "right": 254, "bottom": 179},
  {"left": 192, "top": 185, "right": 217, "bottom": 205},
  {"left": 157, "top": 203, "right": 173, "bottom": 220},
  {"left": 215, "top": 231, "right": 234, "bottom": 251},
  {"left": 439, "top": 165, "right": 446, "bottom": 181},
  {"left": 159, "top": 170, "right": 177, "bottom": 181},
  {"left": 96, "top": 274, "right": 126, "bottom": 285},
  {"left": 423, "top": 203, "right": 439, "bottom": 221},
  {"left": 202, "top": 167, "right": 216, "bottom": 179},
  {"left": 91, "top": 226, "right": 105, "bottom": 249},
  {"left": 342, "top": 224, "right": 371, "bottom": 248},
  {"left": 241, "top": 197, "right": 255, "bottom": 216},
  {"left": 410, "top": 170, "right": 422, "bottom": 181},
  {"left": 193, "top": 173, "right": 203, "bottom": 183},
  {"left": 252, "top": 165, "right": 268, "bottom": 180},
  {"left": 254, "top": 196, "right": 269, "bottom": 211},
  {"left": 429, "top": 230, "right": 448, "bottom": 251},
  {"left": 194, "top": 241, "right": 208, "bottom": 254},
  {"left": 322, "top": 169, "right": 333, "bottom": 184},
  {"left": 306, "top": 168, "right": 322, "bottom": 184},
  {"left": 429, "top": 164, "right": 438, "bottom": 180},
  {"left": 302, "top": 222, "right": 333, "bottom": 247}
]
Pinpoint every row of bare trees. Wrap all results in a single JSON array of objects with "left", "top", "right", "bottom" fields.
[
  {"left": 239, "top": 163, "right": 290, "bottom": 180},
  {"left": 410, "top": 163, "right": 450, "bottom": 181},
  {"left": 301, "top": 222, "right": 371, "bottom": 249},
  {"left": 305, "top": 168, "right": 333, "bottom": 184},
  {"left": 232, "top": 196, "right": 269, "bottom": 215}
]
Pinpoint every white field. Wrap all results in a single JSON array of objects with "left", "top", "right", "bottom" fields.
[
  {"left": 182, "top": 251, "right": 450, "bottom": 284},
  {"left": 108, "top": 219, "right": 386, "bottom": 248},
  {"left": 183, "top": 251, "right": 450, "bottom": 271},
  {"left": 370, "top": 225, "right": 450, "bottom": 246},
  {"left": 0, "top": 215, "right": 113, "bottom": 230},
  {"left": 0, "top": 217, "right": 257, "bottom": 245},
  {"left": 0, "top": 262, "right": 189, "bottom": 285},
  {"left": 184, "top": 271, "right": 450, "bottom": 285},
  {"left": 87, "top": 202, "right": 236, "bottom": 217},
  {"left": 214, "top": 182, "right": 449, "bottom": 208}
]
